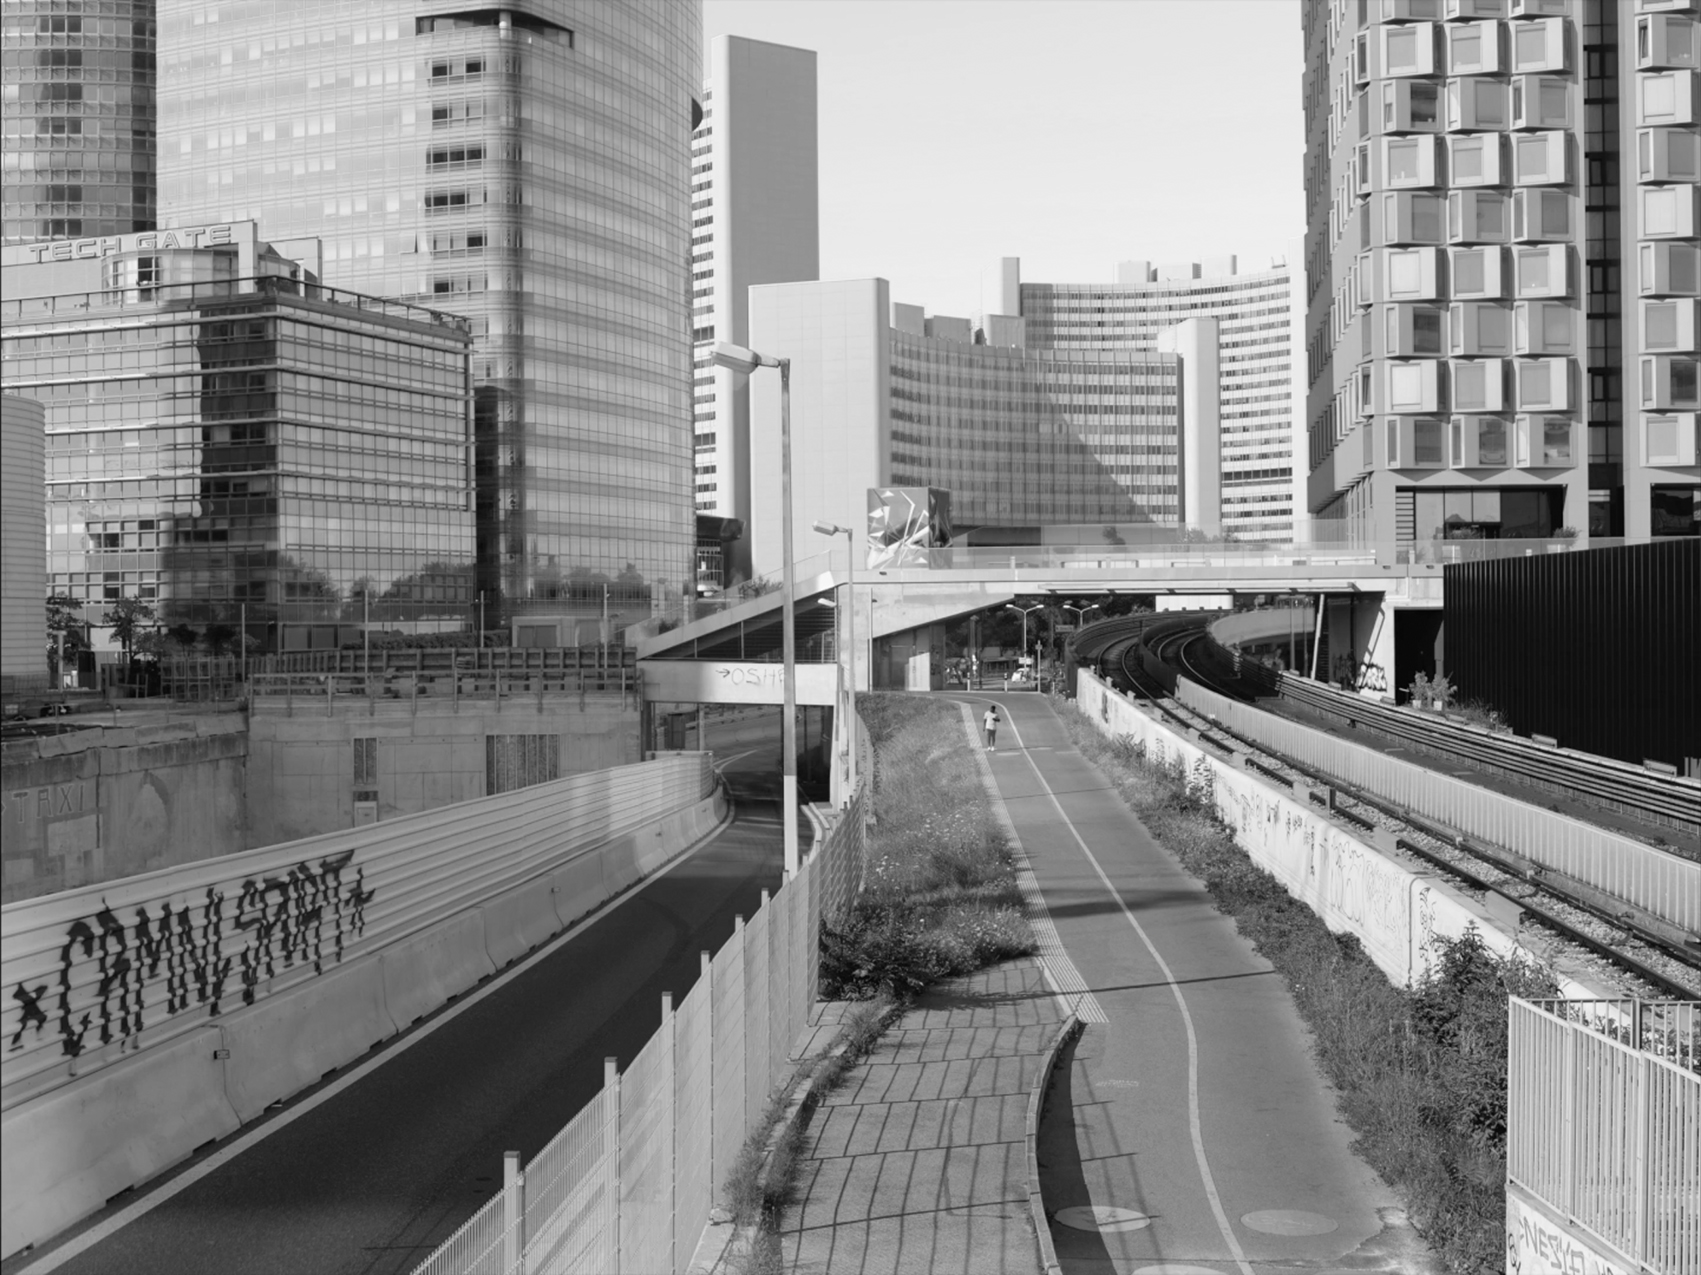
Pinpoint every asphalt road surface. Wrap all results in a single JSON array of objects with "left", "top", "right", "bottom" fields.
[{"left": 13, "top": 796, "right": 783, "bottom": 1275}]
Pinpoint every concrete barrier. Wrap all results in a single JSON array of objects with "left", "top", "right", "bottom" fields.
[
  {"left": 382, "top": 911, "right": 497, "bottom": 1029},
  {"left": 0, "top": 1026, "right": 241, "bottom": 1258},
  {"left": 1075, "top": 671, "right": 1599, "bottom": 995},
  {"left": 549, "top": 851, "right": 609, "bottom": 930},
  {"left": 481, "top": 880, "right": 566, "bottom": 970},
  {"left": 219, "top": 955, "right": 398, "bottom": 1123}
]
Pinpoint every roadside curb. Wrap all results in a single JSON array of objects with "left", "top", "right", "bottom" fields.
[
  {"left": 685, "top": 1000, "right": 903, "bottom": 1275},
  {"left": 1027, "top": 1013, "right": 1084, "bottom": 1275}
]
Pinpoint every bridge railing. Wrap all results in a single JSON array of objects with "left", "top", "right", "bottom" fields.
[
  {"left": 413, "top": 734, "right": 869, "bottom": 1275},
  {"left": 1508, "top": 997, "right": 1700, "bottom": 1275},
  {"left": 1175, "top": 677, "right": 1701, "bottom": 936}
]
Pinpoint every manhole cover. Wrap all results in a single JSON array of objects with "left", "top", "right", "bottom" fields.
[
  {"left": 1240, "top": 1209, "right": 1339, "bottom": 1236},
  {"left": 1054, "top": 1205, "right": 1153, "bottom": 1233}
]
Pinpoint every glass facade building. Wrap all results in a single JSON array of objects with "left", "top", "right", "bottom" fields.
[
  {"left": 1, "top": 0, "right": 158, "bottom": 244},
  {"left": 0, "top": 230, "right": 474, "bottom": 651},
  {"left": 1016, "top": 258, "right": 1303, "bottom": 541},
  {"left": 153, "top": 2, "right": 703, "bottom": 624}
]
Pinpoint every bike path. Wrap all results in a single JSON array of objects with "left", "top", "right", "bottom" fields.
[
  {"left": 9, "top": 805, "right": 784, "bottom": 1275},
  {"left": 948, "top": 693, "right": 1438, "bottom": 1275}
]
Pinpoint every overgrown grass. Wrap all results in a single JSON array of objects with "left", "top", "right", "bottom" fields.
[
  {"left": 1056, "top": 703, "right": 1557, "bottom": 1275},
  {"left": 819, "top": 693, "right": 1035, "bottom": 1000}
]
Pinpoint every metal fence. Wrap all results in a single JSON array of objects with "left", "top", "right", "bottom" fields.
[
  {"left": 1175, "top": 678, "right": 1701, "bottom": 936},
  {"left": 411, "top": 787, "right": 868, "bottom": 1275},
  {"left": 1508, "top": 998, "right": 1701, "bottom": 1275}
]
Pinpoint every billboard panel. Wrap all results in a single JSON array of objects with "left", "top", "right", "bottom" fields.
[{"left": 866, "top": 487, "right": 952, "bottom": 570}]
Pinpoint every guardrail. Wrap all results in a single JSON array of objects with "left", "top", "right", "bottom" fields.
[
  {"left": 1175, "top": 678, "right": 1701, "bottom": 938},
  {"left": 1, "top": 754, "right": 717, "bottom": 1258},
  {"left": 1508, "top": 998, "right": 1700, "bottom": 1275},
  {"left": 1270, "top": 673, "right": 1699, "bottom": 835},
  {"left": 412, "top": 786, "right": 869, "bottom": 1275}
]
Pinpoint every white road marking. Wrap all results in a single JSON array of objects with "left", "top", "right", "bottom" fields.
[
  {"left": 14, "top": 820, "right": 729, "bottom": 1274},
  {"left": 986, "top": 697, "right": 1255, "bottom": 1275}
]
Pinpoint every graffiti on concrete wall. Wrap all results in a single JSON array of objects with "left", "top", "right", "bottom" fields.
[
  {"left": 1506, "top": 1191, "right": 1629, "bottom": 1275},
  {"left": 8, "top": 849, "right": 374, "bottom": 1059}
]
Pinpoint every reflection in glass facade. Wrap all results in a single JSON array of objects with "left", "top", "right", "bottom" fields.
[
  {"left": 1, "top": 0, "right": 157, "bottom": 244},
  {"left": 154, "top": 2, "right": 702, "bottom": 626},
  {"left": 890, "top": 333, "right": 1180, "bottom": 525},
  {"left": 0, "top": 273, "right": 473, "bottom": 650},
  {"left": 1018, "top": 262, "right": 1299, "bottom": 540}
]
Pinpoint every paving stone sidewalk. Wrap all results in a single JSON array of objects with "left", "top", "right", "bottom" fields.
[{"left": 776, "top": 957, "right": 1066, "bottom": 1275}]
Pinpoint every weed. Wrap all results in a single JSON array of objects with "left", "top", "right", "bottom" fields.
[{"left": 1055, "top": 701, "right": 1557, "bottom": 1275}]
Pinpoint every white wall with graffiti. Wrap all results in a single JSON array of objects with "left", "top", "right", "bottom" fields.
[
  {"left": 1074, "top": 669, "right": 1591, "bottom": 993},
  {"left": 0, "top": 753, "right": 721, "bottom": 1260}
]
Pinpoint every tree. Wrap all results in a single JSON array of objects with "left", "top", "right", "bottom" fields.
[
  {"left": 204, "top": 623, "right": 239, "bottom": 657},
  {"left": 103, "top": 596, "right": 156, "bottom": 662},
  {"left": 167, "top": 623, "right": 200, "bottom": 651}
]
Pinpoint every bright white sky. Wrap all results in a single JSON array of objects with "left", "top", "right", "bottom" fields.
[{"left": 702, "top": 0, "right": 1305, "bottom": 320}]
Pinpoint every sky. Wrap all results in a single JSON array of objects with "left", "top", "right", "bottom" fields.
[{"left": 702, "top": 0, "right": 1305, "bottom": 320}]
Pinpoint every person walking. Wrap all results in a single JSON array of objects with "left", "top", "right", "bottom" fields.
[{"left": 983, "top": 703, "right": 1000, "bottom": 751}]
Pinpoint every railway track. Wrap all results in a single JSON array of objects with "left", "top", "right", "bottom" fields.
[{"left": 1073, "top": 616, "right": 1701, "bottom": 1001}]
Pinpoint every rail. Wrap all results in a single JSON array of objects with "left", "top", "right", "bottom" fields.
[
  {"left": 1508, "top": 997, "right": 1700, "bottom": 1275},
  {"left": 1175, "top": 678, "right": 1701, "bottom": 939},
  {"left": 1271, "top": 673, "right": 1699, "bottom": 836}
]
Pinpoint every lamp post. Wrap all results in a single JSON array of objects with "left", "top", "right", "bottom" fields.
[
  {"left": 812, "top": 520, "right": 856, "bottom": 803},
  {"left": 712, "top": 341, "right": 798, "bottom": 875},
  {"left": 1060, "top": 603, "right": 1101, "bottom": 627},
  {"left": 1005, "top": 602, "right": 1043, "bottom": 682}
]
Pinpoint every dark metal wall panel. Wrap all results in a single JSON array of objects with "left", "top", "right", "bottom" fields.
[{"left": 1443, "top": 541, "right": 1699, "bottom": 770}]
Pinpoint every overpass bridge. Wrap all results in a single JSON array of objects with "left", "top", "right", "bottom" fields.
[{"left": 637, "top": 537, "right": 1582, "bottom": 715}]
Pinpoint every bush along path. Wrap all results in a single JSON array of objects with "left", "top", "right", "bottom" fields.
[
  {"left": 706, "top": 694, "right": 1043, "bottom": 1274},
  {"left": 1054, "top": 700, "right": 1558, "bottom": 1275}
]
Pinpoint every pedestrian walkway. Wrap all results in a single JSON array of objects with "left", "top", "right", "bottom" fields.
[
  {"left": 953, "top": 692, "right": 1441, "bottom": 1275},
  {"left": 776, "top": 959, "right": 1065, "bottom": 1275}
]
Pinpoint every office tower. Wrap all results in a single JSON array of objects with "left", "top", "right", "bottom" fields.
[
  {"left": 153, "top": 2, "right": 704, "bottom": 626},
  {"left": 1, "top": 1, "right": 157, "bottom": 244},
  {"left": 690, "top": 36, "right": 819, "bottom": 571},
  {"left": 1301, "top": 0, "right": 1698, "bottom": 548},
  {"left": 2, "top": 396, "right": 49, "bottom": 691},
  {"left": 743, "top": 279, "right": 1200, "bottom": 578},
  {"left": 1014, "top": 256, "right": 1306, "bottom": 542},
  {"left": 1, "top": 222, "right": 475, "bottom": 652}
]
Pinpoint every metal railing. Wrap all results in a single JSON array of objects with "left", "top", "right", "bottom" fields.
[
  {"left": 1175, "top": 678, "right": 1701, "bottom": 937},
  {"left": 1268, "top": 673, "right": 1700, "bottom": 835},
  {"left": 411, "top": 788, "right": 868, "bottom": 1275},
  {"left": 1508, "top": 998, "right": 1701, "bottom": 1275}
]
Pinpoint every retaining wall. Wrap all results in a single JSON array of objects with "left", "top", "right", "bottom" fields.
[
  {"left": 1074, "top": 670, "right": 1594, "bottom": 993},
  {"left": 0, "top": 753, "right": 722, "bottom": 1260}
]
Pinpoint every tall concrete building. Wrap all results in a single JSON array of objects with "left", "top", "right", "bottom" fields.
[
  {"left": 1301, "top": 0, "right": 1698, "bottom": 547},
  {"left": 1, "top": 1, "right": 157, "bottom": 245},
  {"left": 744, "top": 279, "right": 1219, "bottom": 578},
  {"left": 153, "top": 2, "right": 704, "bottom": 627},
  {"left": 1011, "top": 256, "right": 1307, "bottom": 542},
  {"left": 2, "top": 397, "right": 49, "bottom": 692},
  {"left": 689, "top": 35, "right": 819, "bottom": 576}
]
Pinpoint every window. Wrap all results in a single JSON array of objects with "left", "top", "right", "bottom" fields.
[
  {"left": 1477, "top": 416, "right": 1509, "bottom": 466},
  {"left": 1383, "top": 23, "right": 1437, "bottom": 76},
  {"left": 1447, "top": 76, "right": 1508, "bottom": 130},
  {"left": 1637, "top": 128, "right": 1701, "bottom": 182},
  {"left": 1643, "top": 416, "right": 1699, "bottom": 468},
  {"left": 1641, "top": 241, "right": 1701, "bottom": 296},
  {"left": 1384, "top": 136, "right": 1436, "bottom": 185},
  {"left": 1649, "top": 484, "right": 1701, "bottom": 536},
  {"left": 428, "top": 145, "right": 486, "bottom": 166},
  {"left": 1452, "top": 301, "right": 1512, "bottom": 353},
  {"left": 1452, "top": 359, "right": 1506, "bottom": 410},
  {"left": 1515, "top": 358, "right": 1570, "bottom": 409},
  {"left": 1385, "top": 192, "right": 1446, "bottom": 243},
  {"left": 1513, "top": 131, "right": 1566, "bottom": 183},
  {"left": 1641, "top": 355, "right": 1701, "bottom": 408},
  {"left": 1636, "top": 71, "right": 1695, "bottom": 125},
  {"left": 1641, "top": 185, "right": 1697, "bottom": 238},
  {"left": 1449, "top": 134, "right": 1502, "bottom": 185},
  {"left": 1642, "top": 299, "right": 1697, "bottom": 351},
  {"left": 424, "top": 189, "right": 477, "bottom": 212},
  {"left": 1540, "top": 419, "right": 1573, "bottom": 465},
  {"left": 1447, "top": 22, "right": 1499, "bottom": 74},
  {"left": 1637, "top": 15, "right": 1699, "bottom": 70},
  {"left": 1511, "top": 18, "right": 1566, "bottom": 73},
  {"left": 1512, "top": 189, "right": 1570, "bottom": 240},
  {"left": 1511, "top": 76, "right": 1571, "bottom": 128},
  {"left": 1515, "top": 300, "right": 1574, "bottom": 353},
  {"left": 1450, "top": 190, "right": 1509, "bottom": 242},
  {"left": 1414, "top": 417, "right": 1446, "bottom": 466}
]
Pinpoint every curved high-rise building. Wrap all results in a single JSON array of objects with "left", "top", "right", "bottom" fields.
[
  {"left": 1015, "top": 256, "right": 1304, "bottom": 542},
  {"left": 1, "top": 1, "right": 157, "bottom": 244},
  {"left": 154, "top": 1, "right": 702, "bottom": 626}
]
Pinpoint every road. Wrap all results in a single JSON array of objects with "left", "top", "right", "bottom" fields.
[
  {"left": 947, "top": 692, "right": 1438, "bottom": 1275},
  {"left": 10, "top": 788, "right": 783, "bottom": 1275}
]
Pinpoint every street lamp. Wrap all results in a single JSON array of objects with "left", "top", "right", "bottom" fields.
[
  {"left": 1060, "top": 603, "right": 1101, "bottom": 626},
  {"left": 812, "top": 519, "right": 857, "bottom": 804},
  {"left": 711, "top": 341, "right": 798, "bottom": 876},
  {"left": 1005, "top": 602, "right": 1043, "bottom": 682}
]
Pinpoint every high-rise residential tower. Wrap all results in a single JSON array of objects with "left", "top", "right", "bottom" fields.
[
  {"left": 689, "top": 35, "right": 819, "bottom": 578},
  {"left": 153, "top": 2, "right": 704, "bottom": 626},
  {"left": 1, "top": 1, "right": 157, "bottom": 244},
  {"left": 1012, "top": 256, "right": 1307, "bottom": 542},
  {"left": 1301, "top": 0, "right": 1698, "bottom": 547}
]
